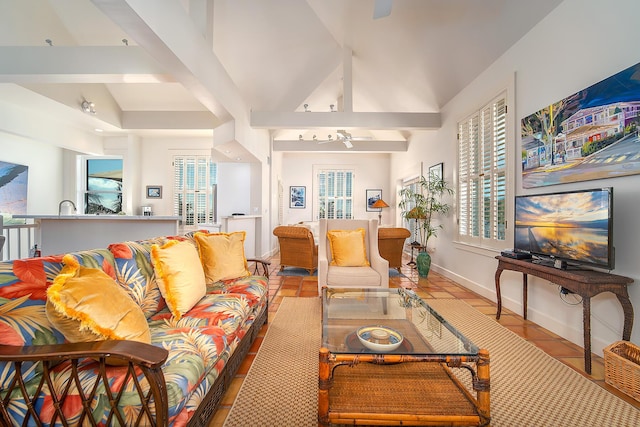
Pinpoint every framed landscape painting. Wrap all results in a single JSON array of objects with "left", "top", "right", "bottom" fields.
[
  {"left": 0, "top": 160, "right": 28, "bottom": 225},
  {"left": 366, "top": 189, "right": 382, "bottom": 212},
  {"left": 290, "top": 186, "right": 305, "bottom": 208},
  {"left": 521, "top": 61, "right": 640, "bottom": 188}
]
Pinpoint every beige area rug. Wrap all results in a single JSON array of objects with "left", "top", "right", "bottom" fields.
[{"left": 223, "top": 297, "right": 640, "bottom": 427}]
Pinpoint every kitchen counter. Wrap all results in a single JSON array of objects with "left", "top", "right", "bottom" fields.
[
  {"left": 14, "top": 215, "right": 180, "bottom": 256},
  {"left": 15, "top": 215, "right": 180, "bottom": 220}
]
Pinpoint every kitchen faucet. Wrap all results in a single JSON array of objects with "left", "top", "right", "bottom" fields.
[{"left": 58, "top": 199, "right": 77, "bottom": 215}]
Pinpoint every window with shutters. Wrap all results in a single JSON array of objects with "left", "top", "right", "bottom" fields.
[
  {"left": 173, "top": 156, "right": 217, "bottom": 228},
  {"left": 315, "top": 169, "right": 354, "bottom": 220},
  {"left": 400, "top": 178, "right": 420, "bottom": 244},
  {"left": 457, "top": 92, "right": 508, "bottom": 248}
]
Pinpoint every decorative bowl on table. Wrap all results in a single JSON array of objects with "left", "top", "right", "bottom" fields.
[{"left": 356, "top": 325, "right": 404, "bottom": 352}]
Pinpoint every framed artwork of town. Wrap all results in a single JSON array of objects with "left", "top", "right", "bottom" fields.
[{"left": 521, "top": 61, "right": 640, "bottom": 188}]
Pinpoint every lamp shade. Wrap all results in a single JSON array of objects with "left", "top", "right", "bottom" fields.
[
  {"left": 407, "top": 206, "right": 426, "bottom": 219},
  {"left": 371, "top": 199, "right": 389, "bottom": 209}
]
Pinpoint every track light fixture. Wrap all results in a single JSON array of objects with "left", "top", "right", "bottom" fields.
[
  {"left": 45, "top": 39, "right": 53, "bottom": 46},
  {"left": 301, "top": 103, "right": 340, "bottom": 112},
  {"left": 81, "top": 100, "right": 96, "bottom": 114},
  {"left": 122, "top": 38, "right": 129, "bottom": 46}
]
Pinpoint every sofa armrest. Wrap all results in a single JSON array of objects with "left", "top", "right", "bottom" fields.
[
  {"left": 247, "top": 258, "right": 271, "bottom": 278},
  {"left": 0, "top": 341, "right": 169, "bottom": 427}
]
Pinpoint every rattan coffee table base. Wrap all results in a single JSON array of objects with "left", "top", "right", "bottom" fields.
[{"left": 325, "top": 362, "right": 487, "bottom": 426}]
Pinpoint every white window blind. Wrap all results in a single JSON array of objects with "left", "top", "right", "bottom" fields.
[
  {"left": 316, "top": 169, "right": 354, "bottom": 219},
  {"left": 458, "top": 92, "right": 507, "bottom": 248},
  {"left": 173, "top": 156, "right": 217, "bottom": 228}
]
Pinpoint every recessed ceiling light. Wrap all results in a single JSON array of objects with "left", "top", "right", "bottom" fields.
[
  {"left": 94, "top": 128, "right": 103, "bottom": 133},
  {"left": 235, "top": 157, "right": 241, "bottom": 161}
]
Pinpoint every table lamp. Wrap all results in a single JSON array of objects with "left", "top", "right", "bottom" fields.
[{"left": 371, "top": 198, "right": 390, "bottom": 225}]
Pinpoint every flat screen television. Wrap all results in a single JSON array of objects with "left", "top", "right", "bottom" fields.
[{"left": 514, "top": 187, "right": 614, "bottom": 270}]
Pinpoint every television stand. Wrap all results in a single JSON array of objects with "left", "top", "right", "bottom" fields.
[{"left": 494, "top": 256, "right": 634, "bottom": 374}]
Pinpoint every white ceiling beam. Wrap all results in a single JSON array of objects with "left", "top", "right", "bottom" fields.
[
  {"left": 92, "top": 0, "right": 248, "bottom": 125},
  {"left": 0, "top": 46, "right": 172, "bottom": 83},
  {"left": 342, "top": 46, "right": 353, "bottom": 113},
  {"left": 251, "top": 111, "right": 440, "bottom": 130},
  {"left": 273, "top": 139, "right": 407, "bottom": 152},
  {"left": 122, "top": 111, "right": 218, "bottom": 129}
]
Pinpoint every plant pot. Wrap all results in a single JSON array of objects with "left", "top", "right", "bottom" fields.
[{"left": 416, "top": 251, "right": 431, "bottom": 278}]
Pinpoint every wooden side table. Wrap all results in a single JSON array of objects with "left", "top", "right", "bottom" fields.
[{"left": 494, "top": 256, "right": 634, "bottom": 374}]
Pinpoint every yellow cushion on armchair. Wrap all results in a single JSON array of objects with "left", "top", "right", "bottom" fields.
[
  {"left": 327, "top": 228, "right": 370, "bottom": 267},
  {"left": 45, "top": 254, "right": 150, "bottom": 344}
]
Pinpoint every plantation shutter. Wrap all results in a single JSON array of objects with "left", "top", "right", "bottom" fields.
[
  {"left": 457, "top": 92, "right": 508, "bottom": 248},
  {"left": 173, "top": 156, "right": 217, "bottom": 228},
  {"left": 315, "top": 169, "right": 354, "bottom": 220}
]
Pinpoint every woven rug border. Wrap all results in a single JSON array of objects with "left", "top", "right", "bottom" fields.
[{"left": 224, "top": 297, "right": 640, "bottom": 427}]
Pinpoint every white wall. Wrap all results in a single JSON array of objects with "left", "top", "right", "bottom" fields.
[
  {"left": 391, "top": 0, "right": 640, "bottom": 355},
  {"left": 278, "top": 152, "right": 391, "bottom": 226},
  {"left": 217, "top": 162, "right": 252, "bottom": 217},
  {"left": 0, "top": 131, "right": 64, "bottom": 216}
]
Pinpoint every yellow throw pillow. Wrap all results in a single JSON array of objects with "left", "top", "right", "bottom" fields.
[
  {"left": 194, "top": 231, "right": 250, "bottom": 283},
  {"left": 46, "top": 254, "right": 150, "bottom": 344},
  {"left": 151, "top": 240, "right": 206, "bottom": 320},
  {"left": 327, "top": 228, "right": 370, "bottom": 267}
]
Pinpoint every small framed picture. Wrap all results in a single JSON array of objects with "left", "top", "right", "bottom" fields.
[
  {"left": 146, "top": 185, "right": 162, "bottom": 199},
  {"left": 290, "top": 186, "right": 306, "bottom": 208},
  {"left": 429, "top": 163, "right": 443, "bottom": 181},
  {"left": 366, "top": 189, "right": 382, "bottom": 212}
]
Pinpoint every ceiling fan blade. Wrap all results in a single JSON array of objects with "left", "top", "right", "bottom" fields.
[
  {"left": 343, "top": 140, "right": 354, "bottom": 149},
  {"left": 373, "top": 0, "right": 392, "bottom": 19}
]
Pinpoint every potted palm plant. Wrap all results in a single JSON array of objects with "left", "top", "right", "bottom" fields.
[{"left": 398, "top": 173, "right": 453, "bottom": 277}]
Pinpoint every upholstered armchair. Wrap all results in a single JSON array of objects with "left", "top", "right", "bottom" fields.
[
  {"left": 318, "top": 219, "right": 389, "bottom": 295},
  {"left": 378, "top": 227, "right": 411, "bottom": 272},
  {"left": 273, "top": 225, "right": 318, "bottom": 274}
]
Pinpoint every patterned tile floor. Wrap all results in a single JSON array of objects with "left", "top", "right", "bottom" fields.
[{"left": 209, "top": 255, "right": 640, "bottom": 426}]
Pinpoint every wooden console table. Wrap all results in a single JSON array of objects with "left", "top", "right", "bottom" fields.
[{"left": 494, "top": 256, "right": 634, "bottom": 374}]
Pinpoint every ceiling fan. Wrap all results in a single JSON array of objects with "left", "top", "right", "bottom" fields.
[
  {"left": 373, "top": 0, "right": 393, "bottom": 19},
  {"left": 316, "top": 130, "right": 371, "bottom": 149}
]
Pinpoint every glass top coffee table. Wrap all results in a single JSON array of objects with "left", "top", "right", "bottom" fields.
[{"left": 318, "top": 287, "right": 490, "bottom": 426}]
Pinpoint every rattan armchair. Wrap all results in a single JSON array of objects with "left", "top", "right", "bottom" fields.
[
  {"left": 378, "top": 227, "right": 411, "bottom": 272},
  {"left": 273, "top": 225, "right": 318, "bottom": 274}
]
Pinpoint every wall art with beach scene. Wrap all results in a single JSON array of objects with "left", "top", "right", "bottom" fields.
[
  {"left": 0, "top": 160, "right": 28, "bottom": 225},
  {"left": 521, "top": 61, "right": 640, "bottom": 188}
]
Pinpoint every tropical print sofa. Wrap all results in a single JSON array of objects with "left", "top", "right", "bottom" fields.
[{"left": 0, "top": 232, "right": 269, "bottom": 427}]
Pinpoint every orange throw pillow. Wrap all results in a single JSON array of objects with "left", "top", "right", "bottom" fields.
[
  {"left": 194, "top": 231, "right": 250, "bottom": 283},
  {"left": 151, "top": 240, "right": 206, "bottom": 319},
  {"left": 46, "top": 254, "right": 150, "bottom": 344},
  {"left": 327, "top": 228, "right": 370, "bottom": 267}
]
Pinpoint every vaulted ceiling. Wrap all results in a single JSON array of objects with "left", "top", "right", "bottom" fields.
[{"left": 0, "top": 0, "right": 564, "bottom": 157}]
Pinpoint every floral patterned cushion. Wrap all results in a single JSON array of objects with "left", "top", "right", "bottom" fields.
[
  {"left": 0, "top": 249, "right": 117, "bottom": 390},
  {"left": 0, "top": 249, "right": 117, "bottom": 347},
  {"left": 108, "top": 240, "right": 165, "bottom": 318}
]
